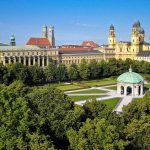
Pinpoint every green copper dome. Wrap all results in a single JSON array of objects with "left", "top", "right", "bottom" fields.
[{"left": 117, "top": 67, "right": 144, "bottom": 84}]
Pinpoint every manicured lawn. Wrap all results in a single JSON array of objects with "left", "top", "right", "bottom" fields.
[
  {"left": 145, "top": 84, "right": 150, "bottom": 89},
  {"left": 101, "top": 98, "right": 120, "bottom": 109},
  {"left": 106, "top": 86, "right": 117, "bottom": 90},
  {"left": 76, "top": 77, "right": 116, "bottom": 88},
  {"left": 70, "top": 95, "right": 104, "bottom": 102},
  {"left": 46, "top": 77, "right": 117, "bottom": 91},
  {"left": 70, "top": 96, "right": 120, "bottom": 109},
  {"left": 56, "top": 84, "right": 83, "bottom": 91},
  {"left": 69, "top": 89, "right": 106, "bottom": 94}
]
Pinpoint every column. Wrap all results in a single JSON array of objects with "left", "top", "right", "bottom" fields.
[
  {"left": 3, "top": 57, "right": 6, "bottom": 66},
  {"left": 38, "top": 56, "right": 40, "bottom": 66},
  {"left": 19, "top": 57, "right": 21, "bottom": 63},
  {"left": 8, "top": 57, "right": 11, "bottom": 64},
  {"left": 33, "top": 56, "right": 36, "bottom": 65},
  {"left": 124, "top": 86, "right": 127, "bottom": 96},
  {"left": 28, "top": 57, "right": 31, "bottom": 66},
  {"left": 132, "top": 86, "right": 134, "bottom": 97},
  {"left": 47, "top": 56, "right": 49, "bottom": 66},
  {"left": 24, "top": 57, "right": 26, "bottom": 66},
  {"left": 42, "top": 56, "right": 45, "bottom": 67},
  {"left": 140, "top": 84, "right": 143, "bottom": 95},
  {"left": 14, "top": 57, "right": 16, "bottom": 63}
]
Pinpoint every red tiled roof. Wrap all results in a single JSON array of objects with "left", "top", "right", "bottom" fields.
[
  {"left": 81, "top": 41, "right": 99, "bottom": 48},
  {"left": 26, "top": 38, "right": 51, "bottom": 48}
]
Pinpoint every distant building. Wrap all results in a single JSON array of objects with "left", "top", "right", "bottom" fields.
[
  {"left": 26, "top": 25, "right": 55, "bottom": 48},
  {"left": 27, "top": 38, "right": 51, "bottom": 49},
  {"left": 136, "top": 51, "right": 150, "bottom": 62},
  {"left": 0, "top": 43, "right": 9, "bottom": 46},
  {"left": 10, "top": 34, "right": 16, "bottom": 46},
  {"left": 108, "top": 21, "right": 150, "bottom": 60},
  {"left": 81, "top": 41, "right": 99, "bottom": 48},
  {"left": 1, "top": 21, "right": 150, "bottom": 67}
]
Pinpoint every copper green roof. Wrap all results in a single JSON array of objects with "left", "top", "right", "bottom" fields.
[{"left": 117, "top": 67, "right": 144, "bottom": 84}]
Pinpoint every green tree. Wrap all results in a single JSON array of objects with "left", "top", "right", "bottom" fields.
[
  {"left": 67, "top": 118, "right": 129, "bottom": 150},
  {"left": 83, "top": 100, "right": 111, "bottom": 120},
  {"left": 0, "top": 81, "right": 55, "bottom": 149},
  {"left": 125, "top": 115, "right": 150, "bottom": 150},
  {"left": 44, "top": 62, "right": 56, "bottom": 82},
  {"left": 27, "top": 86, "right": 74, "bottom": 149},
  {"left": 78, "top": 59, "right": 90, "bottom": 80},
  {"left": 28, "top": 65, "right": 45, "bottom": 84},
  {"left": 88, "top": 59, "right": 99, "bottom": 79},
  {"left": 56, "top": 63, "right": 68, "bottom": 82},
  {"left": 68, "top": 63, "right": 78, "bottom": 81},
  {"left": 0, "top": 63, "right": 8, "bottom": 83}
]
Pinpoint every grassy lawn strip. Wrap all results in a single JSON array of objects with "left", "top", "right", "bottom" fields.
[
  {"left": 69, "top": 89, "right": 106, "bottom": 94},
  {"left": 76, "top": 77, "right": 116, "bottom": 88},
  {"left": 56, "top": 85, "right": 83, "bottom": 91},
  {"left": 144, "top": 84, "right": 150, "bottom": 89},
  {"left": 70, "top": 95, "right": 103, "bottom": 102},
  {"left": 106, "top": 86, "right": 117, "bottom": 90},
  {"left": 56, "top": 77, "right": 117, "bottom": 91},
  {"left": 101, "top": 98, "right": 120, "bottom": 109}
]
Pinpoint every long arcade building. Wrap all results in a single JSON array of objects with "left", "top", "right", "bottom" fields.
[{"left": 0, "top": 45, "right": 104, "bottom": 67}]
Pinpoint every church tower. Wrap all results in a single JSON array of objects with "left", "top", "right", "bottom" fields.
[
  {"left": 10, "top": 34, "right": 16, "bottom": 46},
  {"left": 48, "top": 25, "right": 55, "bottom": 48},
  {"left": 42, "top": 25, "right": 48, "bottom": 38},
  {"left": 108, "top": 24, "right": 116, "bottom": 48},
  {"left": 131, "top": 21, "right": 145, "bottom": 52}
]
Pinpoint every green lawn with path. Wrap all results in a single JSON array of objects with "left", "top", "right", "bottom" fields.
[
  {"left": 101, "top": 98, "right": 120, "bottom": 109},
  {"left": 145, "top": 84, "right": 150, "bottom": 89},
  {"left": 69, "top": 89, "right": 106, "bottom": 94},
  {"left": 70, "top": 95, "right": 120, "bottom": 109},
  {"left": 55, "top": 77, "right": 116, "bottom": 91},
  {"left": 56, "top": 84, "right": 83, "bottom": 91},
  {"left": 106, "top": 86, "right": 117, "bottom": 90},
  {"left": 70, "top": 95, "right": 105, "bottom": 102}
]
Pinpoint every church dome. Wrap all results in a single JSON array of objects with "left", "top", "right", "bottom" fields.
[
  {"left": 133, "top": 21, "right": 141, "bottom": 28},
  {"left": 110, "top": 24, "right": 114, "bottom": 30},
  {"left": 139, "top": 27, "right": 145, "bottom": 34},
  {"left": 117, "top": 67, "right": 144, "bottom": 84},
  {"left": 10, "top": 34, "right": 15, "bottom": 40}
]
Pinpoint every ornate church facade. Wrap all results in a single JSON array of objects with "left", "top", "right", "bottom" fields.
[{"left": 108, "top": 21, "right": 150, "bottom": 60}]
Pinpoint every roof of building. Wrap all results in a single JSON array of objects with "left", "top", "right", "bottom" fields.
[
  {"left": 26, "top": 38, "right": 51, "bottom": 48},
  {"left": 117, "top": 67, "right": 144, "bottom": 84},
  {"left": 59, "top": 47, "right": 93, "bottom": 51},
  {"left": 137, "top": 51, "right": 150, "bottom": 56},
  {"left": 60, "top": 50, "right": 102, "bottom": 55},
  {"left": 81, "top": 41, "right": 99, "bottom": 48},
  {"left": 0, "top": 43, "right": 9, "bottom": 46},
  {"left": 110, "top": 24, "right": 114, "bottom": 30},
  {"left": 0, "top": 45, "right": 41, "bottom": 51},
  {"left": 143, "top": 42, "right": 150, "bottom": 45}
]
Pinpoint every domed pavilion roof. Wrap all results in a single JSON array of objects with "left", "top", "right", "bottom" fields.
[{"left": 117, "top": 67, "right": 144, "bottom": 84}]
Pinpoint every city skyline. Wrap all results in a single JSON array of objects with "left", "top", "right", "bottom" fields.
[{"left": 0, "top": 0, "right": 150, "bottom": 45}]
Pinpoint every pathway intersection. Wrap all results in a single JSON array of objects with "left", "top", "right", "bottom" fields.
[{"left": 65, "top": 85, "right": 144, "bottom": 113}]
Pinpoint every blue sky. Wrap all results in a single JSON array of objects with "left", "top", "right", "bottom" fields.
[{"left": 0, "top": 0, "right": 150, "bottom": 45}]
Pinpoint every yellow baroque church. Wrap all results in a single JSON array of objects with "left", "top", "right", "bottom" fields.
[{"left": 108, "top": 21, "right": 150, "bottom": 60}]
